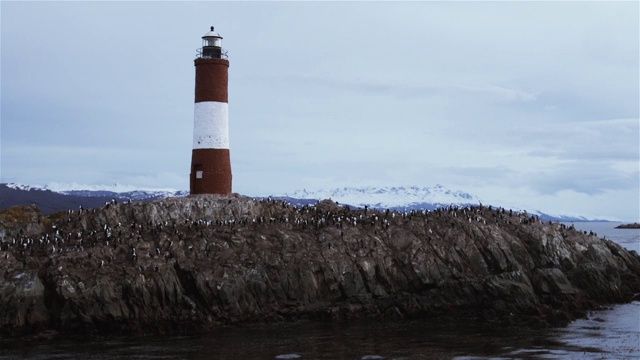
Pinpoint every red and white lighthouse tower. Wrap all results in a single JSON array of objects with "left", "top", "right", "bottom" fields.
[{"left": 190, "top": 26, "right": 232, "bottom": 195}]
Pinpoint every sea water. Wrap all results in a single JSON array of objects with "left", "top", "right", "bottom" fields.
[{"left": 1, "top": 222, "right": 638, "bottom": 359}]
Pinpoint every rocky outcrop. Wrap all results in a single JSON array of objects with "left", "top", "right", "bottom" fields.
[
  {"left": 616, "top": 223, "right": 640, "bottom": 229},
  {"left": 1, "top": 195, "right": 639, "bottom": 337}
]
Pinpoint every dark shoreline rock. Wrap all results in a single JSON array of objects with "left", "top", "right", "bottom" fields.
[
  {"left": 1, "top": 196, "right": 640, "bottom": 339},
  {"left": 615, "top": 223, "right": 640, "bottom": 229}
]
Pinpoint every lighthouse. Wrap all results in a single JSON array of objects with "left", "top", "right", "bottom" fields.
[{"left": 190, "top": 26, "right": 232, "bottom": 195}]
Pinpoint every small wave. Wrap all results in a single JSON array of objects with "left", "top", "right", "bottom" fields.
[{"left": 275, "top": 354, "right": 302, "bottom": 359}]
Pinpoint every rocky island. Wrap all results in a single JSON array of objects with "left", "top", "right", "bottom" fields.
[
  {"left": 615, "top": 223, "right": 640, "bottom": 229},
  {"left": 1, "top": 195, "right": 639, "bottom": 338}
]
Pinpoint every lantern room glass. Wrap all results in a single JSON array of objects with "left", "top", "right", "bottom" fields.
[{"left": 203, "top": 37, "right": 222, "bottom": 47}]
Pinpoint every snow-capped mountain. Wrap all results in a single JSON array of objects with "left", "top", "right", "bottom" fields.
[
  {"left": 5, "top": 183, "right": 43, "bottom": 192},
  {"left": 284, "top": 185, "right": 479, "bottom": 210},
  {"left": 27, "top": 183, "right": 186, "bottom": 201},
  {"left": 5, "top": 183, "right": 188, "bottom": 201},
  {"left": 0, "top": 183, "right": 187, "bottom": 215},
  {"left": 281, "top": 185, "right": 609, "bottom": 221},
  {"left": 59, "top": 189, "right": 188, "bottom": 201}
]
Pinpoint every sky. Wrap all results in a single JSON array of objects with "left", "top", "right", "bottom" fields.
[{"left": 1, "top": 1, "right": 638, "bottom": 221}]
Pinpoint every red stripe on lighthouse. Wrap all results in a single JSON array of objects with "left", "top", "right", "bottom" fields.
[
  {"left": 190, "top": 149, "right": 232, "bottom": 194},
  {"left": 194, "top": 59, "right": 229, "bottom": 103}
]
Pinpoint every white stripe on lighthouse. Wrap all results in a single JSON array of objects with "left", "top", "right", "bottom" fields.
[{"left": 193, "top": 101, "right": 229, "bottom": 149}]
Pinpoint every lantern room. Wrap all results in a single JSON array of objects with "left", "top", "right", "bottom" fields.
[{"left": 199, "top": 26, "right": 225, "bottom": 59}]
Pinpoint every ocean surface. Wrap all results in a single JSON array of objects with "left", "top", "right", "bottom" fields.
[{"left": 1, "top": 221, "right": 638, "bottom": 359}]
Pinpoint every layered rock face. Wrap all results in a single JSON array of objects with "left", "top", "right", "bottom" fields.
[{"left": 1, "top": 196, "right": 639, "bottom": 337}]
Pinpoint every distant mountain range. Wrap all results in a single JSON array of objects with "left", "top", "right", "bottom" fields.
[
  {"left": 0, "top": 183, "right": 187, "bottom": 215},
  {"left": 0, "top": 183, "right": 599, "bottom": 222},
  {"left": 283, "top": 185, "right": 479, "bottom": 210},
  {"left": 277, "top": 185, "right": 598, "bottom": 222}
]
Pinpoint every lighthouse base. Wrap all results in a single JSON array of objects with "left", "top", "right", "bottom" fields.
[{"left": 190, "top": 148, "right": 232, "bottom": 195}]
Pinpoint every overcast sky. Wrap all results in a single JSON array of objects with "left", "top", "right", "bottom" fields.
[{"left": 1, "top": 1, "right": 638, "bottom": 221}]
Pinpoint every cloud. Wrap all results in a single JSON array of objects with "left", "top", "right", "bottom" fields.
[
  {"left": 281, "top": 75, "right": 538, "bottom": 104},
  {"left": 511, "top": 118, "right": 639, "bottom": 163},
  {"left": 524, "top": 163, "right": 639, "bottom": 196},
  {"left": 459, "top": 85, "right": 537, "bottom": 103}
]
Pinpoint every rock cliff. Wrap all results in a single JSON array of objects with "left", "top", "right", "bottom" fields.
[{"left": 1, "top": 195, "right": 639, "bottom": 337}]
